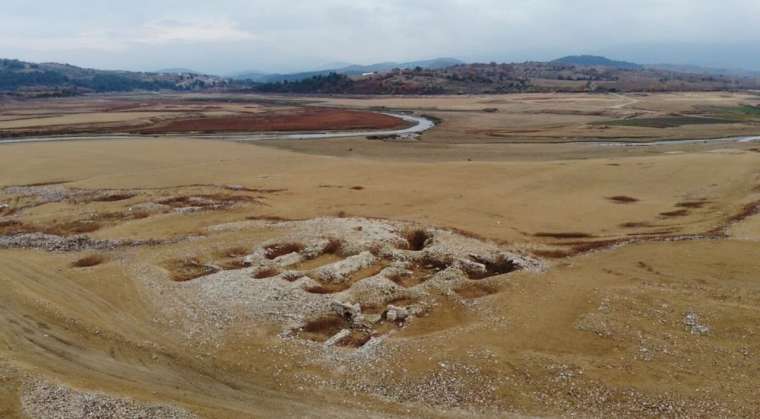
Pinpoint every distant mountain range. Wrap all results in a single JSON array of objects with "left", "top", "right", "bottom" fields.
[
  {"left": 3, "top": 54, "right": 760, "bottom": 97},
  {"left": 231, "top": 57, "right": 465, "bottom": 83},
  {"left": 0, "top": 58, "right": 228, "bottom": 95},
  {"left": 551, "top": 55, "right": 642, "bottom": 70},
  {"left": 156, "top": 68, "right": 205, "bottom": 75},
  {"left": 645, "top": 63, "right": 760, "bottom": 78}
]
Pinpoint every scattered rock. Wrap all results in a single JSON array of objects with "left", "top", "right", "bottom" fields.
[
  {"left": 21, "top": 379, "right": 197, "bottom": 419},
  {"left": 135, "top": 217, "right": 541, "bottom": 353},
  {"left": 684, "top": 311, "right": 710, "bottom": 335},
  {"left": 324, "top": 329, "right": 352, "bottom": 347},
  {"left": 0, "top": 233, "right": 161, "bottom": 252},
  {"left": 384, "top": 305, "right": 409, "bottom": 322},
  {"left": 315, "top": 251, "right": 376, "bottom": 283},
  {"left": 331, "top": 301, "right": 364, "bottom": 324}
]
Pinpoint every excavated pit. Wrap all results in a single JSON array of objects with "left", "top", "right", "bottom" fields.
[{"left": 140, "top": 217, "right": 543, "bottom": 352}]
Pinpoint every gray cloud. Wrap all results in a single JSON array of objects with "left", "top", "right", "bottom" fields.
[{"left": 1, "top": 0, "right": 759, "bottom": 73}]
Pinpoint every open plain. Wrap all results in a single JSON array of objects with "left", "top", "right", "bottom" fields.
[{"left": 1, "top": 92, "right": 760, "bottom": 418}]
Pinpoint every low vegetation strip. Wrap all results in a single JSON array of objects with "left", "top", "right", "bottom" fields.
[{"left": 594, "top": 116, "right": 735, "bottom": 128}]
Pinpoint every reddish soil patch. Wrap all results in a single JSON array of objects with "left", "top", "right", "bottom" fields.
[{"left": 139, "top": 108, "right": 409, "bottom": 134}]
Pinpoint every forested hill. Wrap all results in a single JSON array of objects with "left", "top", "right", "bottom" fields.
[
  {"left": 249, "top": 61, "right": 760, "bottom": 95},
  {"left": 0, "top": 59, "right": 228, "bottom": 96}
]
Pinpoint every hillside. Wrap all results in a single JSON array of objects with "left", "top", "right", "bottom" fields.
[
  {"left": 4, "top": 56, "right": 760, "bottom": 97},
  {"left": 552, "top": 55, "right": 642, "bottom": 70},
  {"left": 233, "top": 58, "right": 464, "bottom": 83},
  {"left": 0, "top": 59, "right": 228, "bottom": 96},
  {"left": 251, "top": 61, "right": 760, "bottom": 95}
]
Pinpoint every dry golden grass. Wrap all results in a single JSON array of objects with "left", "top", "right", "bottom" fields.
[{"left": 2, "top": 93, "right": 760, "bottom": 418}]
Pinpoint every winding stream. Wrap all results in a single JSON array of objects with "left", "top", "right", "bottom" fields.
[
  {"left": 0, "top": 113, "right": 436, "bottom": 145},
  {"left": 1, "top": 110, "right": 758, "bottom": 147}
]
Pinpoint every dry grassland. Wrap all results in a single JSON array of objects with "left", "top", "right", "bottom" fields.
[{"left": 0, "top": 92, "right": 759, "bottom": 418}]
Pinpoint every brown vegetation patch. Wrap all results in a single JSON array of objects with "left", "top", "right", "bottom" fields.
[
  {"left": 659, "top": 209, "right": 690, "bottom": 218},
  {"left": 225, "top": 185, "right": 286, "bottom": 193},
  {"left": 252, "top": 267, "right": 280, "bottom": 279},
  {"left": 441, "top": 226, "right": 489, "bottom": 242},
  {"left": 568, "top": 239, "right": 628, "bottom": 255},
  {"left": 163, "top": 257, "right": 219, "bottom": 282},
  {"left": 71, "top": 254, "right": 106, "bottom": 268},
  {"left": 280, "top": 272, "right": 304, "bottom": 283},
  {"left": 619, "top": 222, "right": 652, "bottom": 228},
  {"left": 607, "top": 195, "right": 640, "bottom": 204},
  {"left": 0, "top": 220, "right": 34, "bottom": 235},
  {"left": 726, "top": 200, "right": 760, "bottom": 224},
  {"left": 676, "top": 200, "right": 709, "bottom": 209},
  {"left": 44, "top": 220, "right": 101, "bottom": 236},
  {"left": 532, "top": 249, "right": 572, "bottom": 259},
  {"left": 304, "top": 285, "right": 339, "bottom": 294},
  {"left": 0, "top": 205, "right": 16, "bottom": 217},
  {"left": 626, "top": 229, "right": 679, "bottom": 237},
  {"left": 264, "top": 242, "right": 304, "bottom": 260},
  {"left": 91, "top": 193, "right": 135, "bottom": 202},
  {"left": 534, "top": 232, "right": 595, "bottom": 239},
  {"left": 403, "top": 229, "right": 433, "bottom": 251},
  {"left": 139, "top": 108, "right": 409, "bottom": 134}
]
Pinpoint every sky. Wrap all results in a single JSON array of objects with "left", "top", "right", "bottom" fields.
[{"left": 1, "top": 0, "right": 759, "bottom": 74}]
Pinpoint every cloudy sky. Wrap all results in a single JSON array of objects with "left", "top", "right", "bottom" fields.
[{"left": 2, "top": 0, "right": 759, "bottom": 74}]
